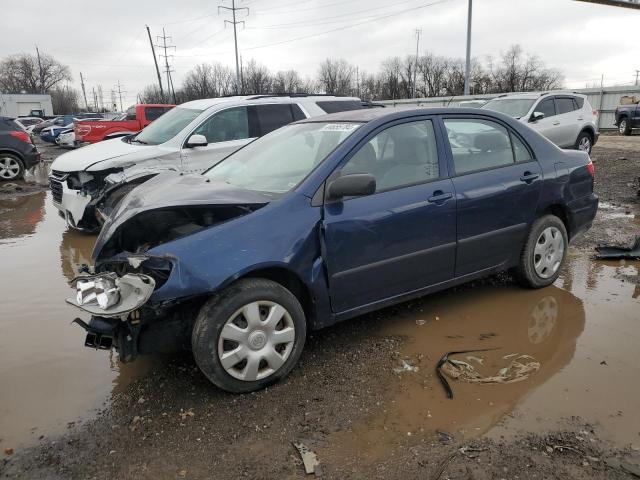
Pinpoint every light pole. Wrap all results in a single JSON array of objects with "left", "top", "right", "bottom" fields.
[{"left": 463, "top": 0, "right": 472, "bottom": 96}]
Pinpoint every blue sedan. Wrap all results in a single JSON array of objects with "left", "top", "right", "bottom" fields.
[{"left": 68, "top": 107, "right": 598, "bottom": 393}]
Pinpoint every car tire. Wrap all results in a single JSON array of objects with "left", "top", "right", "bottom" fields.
[
  {"left": 191, "top": 278, "right": 307, "bottom": 393},
  {"left": 513, "top": 215, "right": 568, "bottom": 289},
  {"left": 575, "top": 131, "right": 593, "bottom": 154},
  {"left": 619, "top": 118, "right": 632, "bottom": 136},
  {"left": 0, "top": 154, "right": 25, "bottom": 181}
]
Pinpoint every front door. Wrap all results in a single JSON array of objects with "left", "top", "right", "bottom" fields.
[
  {"left": 443, "top": 116, "right": 542, "bottom": 277},
  {"left": 530, "top": 97, "right": 564, "bottom": 146},
  {"left": 323, "top": 119, "right": 457, "bottom": 313}
]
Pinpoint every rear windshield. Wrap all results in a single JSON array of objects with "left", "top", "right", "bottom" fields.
[
  {"left": 133, "top": 107, "right": 203, "bottom": 145},
  {"left": 316, "top": 100, "right": 364, "bottom": 114}
]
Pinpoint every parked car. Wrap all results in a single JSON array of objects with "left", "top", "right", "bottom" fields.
[
  {"left": 15, "top": 117, "right": 44, "bottom": 129},
  {"left": 66, "top": 107, "right": 598, "bottom": 393},
  {"left": 482, "top": 92, "right": 598, "bottom": 153},
  {"left": 74, "top": 104, "right": 175, "bottom": 145},
  {"left": 0, "top": 117, "right": 41, "bottom": 180},
  {"left": 57, "top": 128, "right": 76, "bottom": 148},
  {"left": 50, "top": 95, "right": 366, "bottom": 231},
  {"left": 40, "top": 124, "right": 73, "bottom": 143},
  {"left": 32, "top": 113, "right": 103, "bottom": 134},
  {"left": 614, "top": 101, "right": 640, "bottom": 135}
]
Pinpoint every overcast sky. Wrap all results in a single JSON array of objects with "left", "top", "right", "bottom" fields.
[{"left": 1, "top": 0, "right": 639, "bottom": 106}]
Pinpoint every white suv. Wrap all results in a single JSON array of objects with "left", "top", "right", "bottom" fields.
[
  {"left": 482, "top": 92, "right": 599, "bottom": 153},
  {"left": 50, "top": 95, "right": 365, "bottom": 231}
]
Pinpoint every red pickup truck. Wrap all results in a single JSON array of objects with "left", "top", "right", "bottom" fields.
[{"left": 74, "top": 104, "right": 175, "bottom": 144}]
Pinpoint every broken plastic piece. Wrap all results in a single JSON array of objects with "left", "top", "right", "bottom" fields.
[
  {"left": 393, "top": 359, "right": 419, "bottom": 373},
  {"left": 436, "top": 348, "right": 497, "bottom": 399},
  {"left": 442, "top": 353, "right": 540, "bottom": 385},
  {"left": 595, "top": 237, "right": 640, "bottom": 260},
  {"left": 293, "top": 442, "right": 319, "bottom": 474}
]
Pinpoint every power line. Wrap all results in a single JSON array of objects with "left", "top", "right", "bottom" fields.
[{"left": 219, "top": 0, "right": 249, "bottom": 94}]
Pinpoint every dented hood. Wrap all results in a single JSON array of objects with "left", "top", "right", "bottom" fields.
[
  {"left": 50, "top": 136, "right": 169, "bottom": 172},
  {"left": 93, "top": 172, "right": 271, "bottom": 258}
]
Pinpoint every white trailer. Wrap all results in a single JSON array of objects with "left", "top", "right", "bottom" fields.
[{"left": 0, "top": 93, "right": 54, "bottom": 117}]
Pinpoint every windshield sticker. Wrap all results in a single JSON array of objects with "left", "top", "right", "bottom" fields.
[{"left": 320, "top": 123, "right": 360, "bottom": 132}]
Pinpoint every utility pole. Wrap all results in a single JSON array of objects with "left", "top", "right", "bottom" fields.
[
  {"left": 92, "top": 87, "right": 98, "bottom": 112},
  {"left": 356, "top": 66, "right": 360, "bottom": 97},
  {"left": 463, "top": 0, "right": 473, "bottom": 96},
  {"left": 413, "top": 28, "right": 421, "bottom": 99},
  {"left": 635, "top": 69, "right": 640, "bottom": 86},
  {"left": 35, "top": 45, "right": 44, "bottom": 93},
  {"left": 146, "top": 25, "right": 165, "bottom": 103},
  {"left": 97, "top": 85, "right": 104, "bottom": 111},
  {"left": 156, "top": 28, "right": 177, "bottom": 103},
  {"left": 79, "top": 72, "right": 89, "bottom": 110},
  {"left": 114, "top": 80, "right": 125, "bottom": 111},
  {"left": 219, "top": 0, "right": 249, "bottom": 94}
]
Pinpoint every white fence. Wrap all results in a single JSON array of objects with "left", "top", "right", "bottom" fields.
[{"left": 377, "top": 85, "right": 640, "bottom": 130}]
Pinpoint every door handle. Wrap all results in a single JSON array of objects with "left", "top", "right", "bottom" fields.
[
  {"left": 552, "top": 121, "right": 560, "bottom": 125},
  {"left": 577, "top": 117, "right": 584, "bottom": 121},
  {"left": 520, "top": 172, "right": 540, "bottom": 183},
  {"left": 428, "top": 191, "right": 453, "bottom": 204}
]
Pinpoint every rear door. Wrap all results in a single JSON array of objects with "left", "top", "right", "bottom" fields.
[
  {"left": 323, "top": 118, "right": 457, "bottom": 313},
  {"left": 553, "top": 96, "right": 580, "bottom": 147},
  {"left": 443, "top": 116, "right": 542, "bottom": 277}
]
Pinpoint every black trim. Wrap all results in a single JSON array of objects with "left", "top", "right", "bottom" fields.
[
  {"left": 457, "top": 222, "right": 527, "bottom": 246},
  {"left": 332, "top": 242, "right": 456, "bottom": 280}
]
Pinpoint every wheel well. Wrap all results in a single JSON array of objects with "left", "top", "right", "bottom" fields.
[
  {"left": 542, "top": 204, "right": 570, "bottom": 237},
  {"left": 240, "top": 267, "right": 315, "bottom": 324},
  {"left": 0, "top": 149, "right": 23, "bottom": 161},
  {"left": 580, "top": 127, "right": 594, "bottom": 141}
]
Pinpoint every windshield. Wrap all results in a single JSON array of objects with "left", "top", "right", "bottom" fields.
[
  {"left": 482, "top": 98, "right": 536, "bottom": 119},
  {"left": 134, "top": 107, "right": 202, "bottom": 145},
  {"left": 204, "top": 122, "right": 362, "bottom": 194}
]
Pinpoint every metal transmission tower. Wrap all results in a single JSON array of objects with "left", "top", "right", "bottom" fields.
[
  {"left": 463, "top": 0, "right": 472, "bottom": 96},
  {"left": 114, "top": 80, "right": 126, "bottom": 112},
  {"left": 156, "top": 28, "right": 177, "bottom": 103},
  {"left": 219, "top": 0, "right": 249, "bottom": 94},
  {"left": 79, "top": 72, "right": 89, "bottom": 110},
  {"left": 413, "top": 28, "right": 421, "bottom": 99}
]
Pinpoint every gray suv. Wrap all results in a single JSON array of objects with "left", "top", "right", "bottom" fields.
[{"left": 482, "top": 92, "right": 598, "bottom": 153}]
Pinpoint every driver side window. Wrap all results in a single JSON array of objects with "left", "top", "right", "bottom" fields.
[
  {"left": 194, "top": 107, "right": 251, "bottom": 144},
  {"left": 341, "top": 120, "right": 440, "bottom": 192}
]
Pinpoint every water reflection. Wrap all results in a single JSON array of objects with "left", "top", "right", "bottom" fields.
[
  {"left": 0, "top": 191, "right": 45, "bottom": 241},
  {"left": 59, "top": 229, "right": 95, "bottom": 281}
]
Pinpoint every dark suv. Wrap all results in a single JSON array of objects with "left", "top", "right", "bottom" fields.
[{"left": 0, "top": 117, "right": 41, "bottom": 181}]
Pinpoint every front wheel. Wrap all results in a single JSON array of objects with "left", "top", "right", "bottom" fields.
[
  {"left": 619, "top": 118, "right": 632, "bottom": 136},
  {"left": 513, "top": 215, "right": 568, "bottom": 289},
  {"left": 191, "top": 278, "right": 306, "bottom": 393}
]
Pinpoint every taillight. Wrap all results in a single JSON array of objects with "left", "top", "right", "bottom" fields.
[
  {"left": 586, "top": 160, "right": 595, "bottom": 178},
  {"left": 593, "top": 110, "right": 599, "bottom": 118},
  {"left": 9, "top": 131, "right": 32, "bottom": 144}
]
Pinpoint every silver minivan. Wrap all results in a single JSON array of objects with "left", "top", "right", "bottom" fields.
[{"left": 482, "top": 92, "right": 598, "bottom": 153}]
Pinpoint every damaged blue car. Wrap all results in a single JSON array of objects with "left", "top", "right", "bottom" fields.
[{"left": 67, "top": 107, "right": 598, "bottom": 393}]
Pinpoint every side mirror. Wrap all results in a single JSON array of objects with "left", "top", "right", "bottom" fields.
[
  {"left": 186, "top": 134, "right": 208, "bottom": 148},
  {"left": 327, "top": 173, "right": 376, "bottom": 201},
  {"left": 530, "top": 111, "right": 545, "bottom": 122}
]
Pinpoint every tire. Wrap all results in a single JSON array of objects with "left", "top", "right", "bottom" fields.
[
  {"left": 0, "top": 154, "right": 25, "bottom": 181},
  {"left": 513, "top": 215, "right": 568, "bottom": 289},
  {"left": 575, "top": 131, "right": 593, "bottom": 154},
  {"left": 191, "top": 278, "right": 307, "bottom": 393},
  {"left": 619, "top": 118, "right": 632, "bottom": 136}
]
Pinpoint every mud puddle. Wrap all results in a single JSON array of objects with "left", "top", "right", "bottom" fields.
[
  {"left": 0, "top": 192, "right": 159, "bottom": 451},
  {"left": 321, "top": 253, "right": 640, "bottom": 464}
]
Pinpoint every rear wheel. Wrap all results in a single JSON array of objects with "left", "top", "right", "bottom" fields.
[
  {"left": 514, "top": 215, "right": 568, "bottom": 289},
  {"left": 191, "top": 278, "right": 306, "bottom": 393},
  {"left": 0, "top": 154, "right": 25, "bottom": 181},
  {"left": 575, "top": 131, "right": 593, "bottom": 154},
  {"left": 619, "top": 118, "right": 632, "bottom": 136}
]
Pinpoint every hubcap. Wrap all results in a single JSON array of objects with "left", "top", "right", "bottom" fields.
[
  {"left": 578, "top": 136, "right": 591, "bottom": 152},
  {"left": 0, "top": 157, "right": 21, "bottom": 180},
  {"left": 218, "top": 301, "right": 295, "bottom": 381},
  {"left": 619, "top": 121, "right": 627, "bottom": 133},
  {"left": 533, "top": 227, "right": 565, "bottom": 279}
]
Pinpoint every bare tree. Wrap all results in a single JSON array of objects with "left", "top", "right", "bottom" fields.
[
  {"left": 242, "top": 60, "right": 272, "bottom": 94},
  {"left": 139, "top": 84, "right": 166, "bottom": 104},
  {"left": 318, "top": 59, "right": 354, "bottom": 95},
  {"left": 50, "top": 86, "right": 80, "bottom": 114},
  {"left": 0, "top": 52, "right": 71, "bottom": 94},
  {"left": 272, "top": 70, "right": 303, "bottom": 94}
]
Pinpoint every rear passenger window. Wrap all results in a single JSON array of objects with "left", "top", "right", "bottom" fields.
[
  {"left": 254, "top": 104, "right": 294, "bottom": 136},
  {"left": 511, "top": 134, "right": 533, "bottom": 163},
  {"left": 291, "top": 104, "right": 306, "bottom": 121},
  {"left": 574, "top": 97, "right": 585, "bottom": 109},
  {"left": 341, "top": 120, "right": 439, "bottom": 192},
  {"left": 556, "top": 98, "right": 576, "bottom": 115},
  {"left": 316, "top": 100, "right": 363, "bottom": 114},
  {"left": 444, "top": 119, "right": 515, "bottom": 174},
  {"left": 536, "top": 99, "right": 556, "bottom": 118}
]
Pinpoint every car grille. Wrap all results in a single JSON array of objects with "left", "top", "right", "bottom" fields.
[{"left": 49, "top": 170, "right": 68, "bottom": 205}]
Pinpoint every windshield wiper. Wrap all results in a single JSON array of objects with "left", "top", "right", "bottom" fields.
[{"left": 130, "top": 137, "right": 148, "bottom": 145}]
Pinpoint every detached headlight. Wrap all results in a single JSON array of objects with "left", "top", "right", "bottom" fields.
[{"left": 76, "top": 276, "right": 120, "bottom": 309}]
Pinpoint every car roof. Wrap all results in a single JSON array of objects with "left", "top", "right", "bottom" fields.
[
  {"left": 180, "top": 95, "right": 361, "bottom": 111},
  {"left": 488, "top": 91, "right": 586, "bottom": 101}
]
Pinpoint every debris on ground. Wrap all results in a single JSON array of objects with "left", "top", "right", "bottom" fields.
[
  {"left": 435, "top": 348, "right": 497, "bottom": 399},
  {"left": 393, "top": 359, "right": 419, "bottom": 374},
  {"left": 605, "top": 457, "right": 640, "bottom": 478},
  {"left": 4, "top": 447, "right": 14, "bottom": 455},
  {"left": 293, "top": 441, "right": 320, "bottom": 474},
  {"left": 595, "top": 237, "right": 640, "bottom": 260},
  {"left": 442, "top": 353, "right": 540, "bottom": 385}
]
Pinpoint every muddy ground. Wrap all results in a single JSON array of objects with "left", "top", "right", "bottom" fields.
[{"left": 1, "top": 136, "right": 639, "bottom": 479}]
